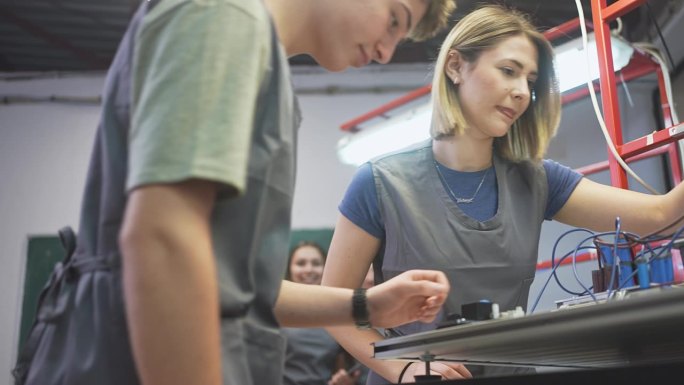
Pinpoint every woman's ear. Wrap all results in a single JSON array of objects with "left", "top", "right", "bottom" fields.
[{"left": 445, "top": 49, "right": 462, "bottom": 85}]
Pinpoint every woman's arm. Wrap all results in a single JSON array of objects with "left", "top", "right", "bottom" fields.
[
  {"left": 320, "top": 215, "right": 470, "bottom": 383},
  {"left": 554, "top": 178, "right": 684, "bottom": 235},
  {"left": 321, "top": 215, "right": 409, "bottom": 382}
]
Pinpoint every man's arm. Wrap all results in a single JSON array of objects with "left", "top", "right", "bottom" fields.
[
  {"left": 275, "top": 270, "right": 449, "bottom": 328},
  {"left": 119, "top": 179, "right": 222, "bottom": 385}
]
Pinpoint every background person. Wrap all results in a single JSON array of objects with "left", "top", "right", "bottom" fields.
[{"left": 282, "top": 241, "right": 357, "bottom": 385}]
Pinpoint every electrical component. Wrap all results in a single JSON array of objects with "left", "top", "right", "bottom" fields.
[
  {"left": 497, "top": 306, "right": 526, "bottom": 320},
  {"left": 461, "top": 300, "right": 493, "bottom": 321},
  {"left": 636, "top": 256, "right": 650, "bottom": 289}
]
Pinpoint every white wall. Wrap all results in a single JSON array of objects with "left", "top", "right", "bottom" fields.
[
  {"left": 291, "top": 63, "right": 435, "bottom": 227},
  {"left": 0, "top": 74, "right": 103, "bottom": 385},
  {"left": 0, "top": 59, "right": 681, "bottom": 384}
]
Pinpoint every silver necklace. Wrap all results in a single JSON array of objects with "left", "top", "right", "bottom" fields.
[{"left": 434, "top": 160, "right": 491, "bottom": 204}]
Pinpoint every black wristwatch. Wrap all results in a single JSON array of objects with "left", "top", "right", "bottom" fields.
[{"left": 352, "top": 288, "right": 372, "bottom": 329}]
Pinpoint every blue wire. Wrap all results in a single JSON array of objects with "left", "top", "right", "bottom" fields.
[
  {"left": 569, "top": 230, "right": 631, "bottom": 297},
  {"left": 616, "top": 243, "right": 662, "bottom": 289},
  {"left": 549, "top": 228, "right": 596, "bottom": 296},
  {"left": 615, "top": 226, "right": 684, "bottom": 290},
  {"left": 534, "top": 222, "right": 684, "bottom": 314},
  {"left": 606, "top": 217, "right": 622, "bottom": 299},
  {"left": 535, "top": 228, "right": 639, "bottom": 311},
  {"left": 530, "top": 245, "right": 597, "bottom": 314}
]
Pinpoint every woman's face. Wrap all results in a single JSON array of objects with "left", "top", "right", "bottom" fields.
[
  {"left": 289, "top": 245, "right": 325, "bottom": 285},
  {"left": 450, "top": 34, "right": 538, "bottom": 139}
]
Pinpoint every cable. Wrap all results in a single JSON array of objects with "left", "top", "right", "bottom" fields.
[
  {"left": 606, "top": 217, "right": 622, "bottom": 298},
  {"left": 550, "top": 228, "right": 596, "bottom": 296},
  {"left": 534, "top": 229, "right": 630, "bottom": 312},
  {"left": 574, "top": 0, "right": 660, "bottom": 194},
  {"left": 533, "top": 221, "right": 683, "bottom": 314},
  {"left": 631, "top": 42, "right": 681, "bottom": 125},
  {"left": 530, "top": 245, "right": 597, "bottom": 314},
  {"left": 614, "top": 17, "right": 623, "bottom": 36},
  {"left": 618, "top": 225, "right": 684, "bottom": 290},
  {"left": 644, "top": 1, "right": 676, "bottom": 70},
  {"left": 570, "top": 230, "right": 634, "bottom": 298},
  {"left": 638, "top": 211, "right": 684, "bottom": 240}
]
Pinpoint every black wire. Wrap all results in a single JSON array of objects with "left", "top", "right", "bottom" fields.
[
  {"left": 633, "top": 212, "right": 684, "bottom": 242},
  {"left": 645, "top": 1, "right": 676, "bottom": 70}
]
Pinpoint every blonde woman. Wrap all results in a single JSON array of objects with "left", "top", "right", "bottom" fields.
[{"left": 322, "top": 4, "right": 684, "bottom": 384}]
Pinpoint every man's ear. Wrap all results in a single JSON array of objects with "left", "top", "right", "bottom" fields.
[{"left": 444, "top": 49, "right": 462, "bottom": 85}]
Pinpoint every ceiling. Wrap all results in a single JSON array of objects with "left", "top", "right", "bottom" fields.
[{"left": 0, "top": 0, "right": 680, "bottom": 72}]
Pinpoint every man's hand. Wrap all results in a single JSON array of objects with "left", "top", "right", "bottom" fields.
[{"left": 366, "top": 270, "right": 449, "bottom": 327}]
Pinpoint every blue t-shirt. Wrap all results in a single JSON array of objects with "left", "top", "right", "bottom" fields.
[{"left": 339, "top": 159, "right": 582, "bottom": 239}]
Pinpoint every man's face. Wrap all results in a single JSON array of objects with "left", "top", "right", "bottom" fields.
[{"left": 312, "top": 0, "right": 429, "bottom": 72}]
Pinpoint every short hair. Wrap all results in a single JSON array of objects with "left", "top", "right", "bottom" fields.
[
  {"left": 409, "top": 0, "right": 457, "bottom": 41},
  {"left": 430, "top": 4, "right": 561, "bottom": 162},
  {"left": 285, "top": 241, "right": 326, "bottom": 281}
]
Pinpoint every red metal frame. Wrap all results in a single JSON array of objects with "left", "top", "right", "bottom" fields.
[
  {"left": 536, "top": 251, "right": 597, "bottom": 271},
  {"left": 592, "top": 0, "right": 683, "bottom": 188}
]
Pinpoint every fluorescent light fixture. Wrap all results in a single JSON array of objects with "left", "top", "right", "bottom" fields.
[
  {"left": 554, "top": 32, "right": 634, "bottom": 92},
  {"left": 337, "top": 33, "right": 635, "bottom": 166},
  {"left": 337, "top": 102, "right": 432, "bottom": 166}
]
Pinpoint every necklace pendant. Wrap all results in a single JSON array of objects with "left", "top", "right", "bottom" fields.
[{"left": 434, "top": 160, "right": 490, "bottom": 205}]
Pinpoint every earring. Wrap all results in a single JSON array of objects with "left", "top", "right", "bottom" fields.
[{"left": 452, "top": 77, "right": 459, "bottom": 85}]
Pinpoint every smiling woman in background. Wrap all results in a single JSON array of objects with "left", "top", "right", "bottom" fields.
[{"left": 283, "top": 241, "right": 360, "bottom": 385}]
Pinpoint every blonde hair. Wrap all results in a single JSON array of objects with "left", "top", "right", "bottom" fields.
[
  {"left": 430, "top": 4, "right": 561, "bottom": 162},
  {"left": 409, "top": 0, "right": 457, "bottom": 41}
]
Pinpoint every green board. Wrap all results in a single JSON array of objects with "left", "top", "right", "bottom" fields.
[
  {"left": 18, "top": 236, "right": 65, "bottom": 354},
  {"left": 288, "top": 228, "right": 335, "bottom": 254}
]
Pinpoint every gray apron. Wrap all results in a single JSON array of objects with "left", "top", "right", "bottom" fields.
[{"left": 367, "top": 142, "right": 547, "bottom": 383}]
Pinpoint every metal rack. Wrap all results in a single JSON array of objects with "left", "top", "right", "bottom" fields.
[{"left": 590, "top": 0, "right": 683, "bottom": 187}]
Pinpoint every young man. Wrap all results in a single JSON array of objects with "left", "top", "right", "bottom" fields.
[{"left": 13, "top": 1, "right": 457, "bottom": 385}]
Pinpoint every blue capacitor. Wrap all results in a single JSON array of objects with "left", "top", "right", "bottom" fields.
[
  {"left": 598, "top": 241, "right": 635, "bottom": 287},
  {"left": 635, "top": 256, "right": 649, "bottom": 289}
]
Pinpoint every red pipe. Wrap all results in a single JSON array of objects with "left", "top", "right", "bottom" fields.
[
  {"left": 340, "top": 86, "right": 431, "bottom": 132},
  {"left": 574, "top": 146, "right": 671, "bottom": 176},
  {"left": 536, "top": 251, "right": 596, "bottom": 271},
  {"left": 602, "top": 0, "right": 644, "bottom": 21}
]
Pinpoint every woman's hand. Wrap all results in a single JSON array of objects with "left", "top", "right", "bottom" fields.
[
  {"left": 399, "top": 361, "right": 472, "bottom": 383},
  {"left": 328, "top": 368, "right": 361, "bottom": 385}
]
